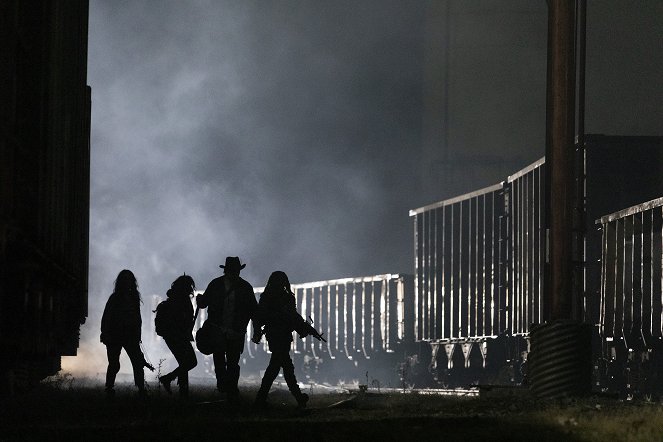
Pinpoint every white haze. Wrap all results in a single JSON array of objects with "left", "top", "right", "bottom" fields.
[{"left": 63, "top": 0, "right": 663, "bottom": 377}]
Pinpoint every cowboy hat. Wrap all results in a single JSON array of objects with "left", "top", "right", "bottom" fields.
[{"left": 220, "top": 256, "right": 246, "bottom": 270}]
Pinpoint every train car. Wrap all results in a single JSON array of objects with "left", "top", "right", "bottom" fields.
[
  {"left": 596, "top": 197, "right": 663, "bottom": 398},
  {"left": 410, "top": 161, "right": 544, "bottom": 387},
  {"left": 0, "top": 1, "right": 91, "bottom": 389},
  {"left": 143, "top": 135, "right": 662, "bottom": 391},
  {"left": 410, "top": 135, "right": 663, "bottom": 389},
  {"left": 146, "top": 274, "right": 414, "bottom": 386}
]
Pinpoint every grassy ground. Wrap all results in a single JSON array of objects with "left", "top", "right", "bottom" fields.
[{"left": 2, "top": 375, "right": 663, "bottom": 441}]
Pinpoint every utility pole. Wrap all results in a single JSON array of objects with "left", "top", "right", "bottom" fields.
[
  {"left": 529, "top": 0, "right": 591, "bottom": 398},
  {"left": 545, "top": 0, "right": 576, "bottom": 321}
]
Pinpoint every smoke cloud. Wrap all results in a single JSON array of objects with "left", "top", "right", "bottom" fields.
[
  {"left": 69, "top": 0, "right": 426, "bottom": 376},
  {"left": 64, "top": 0, "right": 662, "bottom": 377}
]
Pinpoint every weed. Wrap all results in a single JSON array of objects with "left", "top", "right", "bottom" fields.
[{"left": 154, "top": 358, "right": 166, "bottom": 393}]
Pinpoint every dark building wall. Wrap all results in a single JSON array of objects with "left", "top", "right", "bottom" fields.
[
  {"left": 419, "top": 1, "right": 663, "bottom": 206},
  {"left": 0, "top": 0, "right": 90, "bottom": 381},
  {"left": 585, "top": 1, "right": 663, "bottom": 137},
  {"left": 420, "top": 0, "right": 548, "bottom": 205}
]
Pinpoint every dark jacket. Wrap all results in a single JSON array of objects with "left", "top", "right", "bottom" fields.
[
  {"left": 100, "top": 292, "right": 141, "bottom": 345},
  {"left": 161, "top": 290, "right": 195, "bottom": 341},
  {"left": 255, "top": 288, "right": 308, "bottom": 347},
  {"left": 197, "top": 275, "right": 257, "bottom": 336}
]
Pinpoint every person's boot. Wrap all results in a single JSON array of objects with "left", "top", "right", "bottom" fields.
[
  {"left": 226, "top": 392, "right": 240, "bottom": 413},
  {"left": 105, "top": 387, "right": 115, "bottom": 400},
  {"left": 296, "top": 392, "right": 309, "bottom": 409},
  {"left": 179, "top": 379, "right": 189, "bottom": 400},
  {"left": 216, "top": 381, "right": 226, "bottom": 394},
  {"left": 159, "top": 375, "right": 173, "bottom": 394},
  {"left": 254, "top": 387, "right": 269, "bottom": 410},
  {"left": 137, "top": 387, "right": 149, "bottom": 399}
]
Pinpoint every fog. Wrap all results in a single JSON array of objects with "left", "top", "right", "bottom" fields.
[{"left": 64, "top": 0, "right": 662, "bottom": 378}]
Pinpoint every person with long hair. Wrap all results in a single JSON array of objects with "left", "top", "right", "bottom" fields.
[
  {"left": 100, "top": 269, "right": 153, "bottom": 397},
  {"left": 252, "top": 271, "right": 320, "bottom": 409},
  {"left": 157, "top": 274, "right": 198, "bottom": 398}
]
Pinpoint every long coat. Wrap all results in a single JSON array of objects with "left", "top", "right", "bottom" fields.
[
  {"left": 100, "top": 292, "right": 141, "bottom": 345},
  {"left": 255, "top": 288, "right": 308, "bottom": 349},
  {"left": 197, "top": 275, "right": 257, "bottom": 336},
  {"left": 160, "top": 289, "right": 195, "bottom": 341}
]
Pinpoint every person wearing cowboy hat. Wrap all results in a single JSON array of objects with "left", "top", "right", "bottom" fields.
[{"left": 196, "top": 256, "right": 257, "bottom": 409}]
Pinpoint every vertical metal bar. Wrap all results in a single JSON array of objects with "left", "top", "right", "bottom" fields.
[
  {"left": 371, "top": 281, "right": 376, "bottom": 353},
  {"left": 615, "top": 219, "right": 625, "bottom": 339},
  {"left": 483, "top": 193, "right": 488, "bottom": 336},
  {"left": 655, "top": 207, "right": 663, "bottom": 337},
  {"left": 451, "top": 203, "right": 455, "bottom": 339},
  {"left": 427, "top": 210, "right": 433, "bottom": 340},
  {"left": 433, "top": 208, "right": 438, "bottom": 339},
  {"left": 442, "top": 205, "right": 448, "bottom": 339},
  {"left": 423, "top": 211, "right": 429, "bottom": 340},
  {"left": 381, "top": 279, "right": 387, "bottom": 350},
  {"left": 441, "top": 205, "right": 446, "bottom": 339},
  {"left": 335, "top": 284, "right": 340, "bottom": 352},
  {"left": 521, "top": 175, "right": 526, "bottom": 333},
  {"left": 319, "top": 286, "right": 324, "bottom": 352},
  {"left": 468, "top": 197, "right": 473, "bottom": 337},
  {"left": 459, "top": 201, "right": 463, "bottom": 338},
  {"left": 539, "top": 165, "right": 544, "bottom": 323},
  {"left": 479, "top": 195, "right": 485, "bottom": 337},
  {"left": 513, "top": 177, "right": 518, "bottom": 334},
  {"left": 525, "top": 171, "right": 536, "bottom": 332},
  {"left": 517, "top": 176, "right": 522, "bottom": 334},
  {"left": 436, "top": 207, "right": 442, "bottom": 339},
  {"left": 491, "top": 192, "right": 497, "bottom": 333},
  {"left": 474, "top": 196, "right": 479, "bottom": 337},
  {"left": 645, "top": 210, "right": 653, "bottom": 339},
  {"left": 344, "top": 282, "right": 351, "bottom": 359},
  {"left": 637, "top": 212, "right": 645, "bottom": 344},
  {"left": 624, "top": 216, "right": 634, "bottom": 341},
  {"left": 599, "top": 223, "right": 606, "bottom": 340},
  {"left": 608, "top": 221, "right": 618, "bottom": 338},
  {"left": 414, "top": 214, "right": 420, "bottom": 341}
]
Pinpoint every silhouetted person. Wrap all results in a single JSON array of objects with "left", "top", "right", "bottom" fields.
[
  {"left": 196, "top": 256, "right": 257, "bottom": 409},
  {"left": 252, "top": 271, "right": 318, "bottom": 409},
  {"left": 100, "top": 269, "right": 153, "bottom": 397},
  {"left": 157, "top": 274, "right": 198, "bottom": 398}
]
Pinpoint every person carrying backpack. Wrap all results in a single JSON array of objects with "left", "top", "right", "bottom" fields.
[{"left": 157, "top": 274, "right": 198, "bottom": 398}]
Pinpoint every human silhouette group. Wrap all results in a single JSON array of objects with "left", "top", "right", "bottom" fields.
[{"left": 100, "top": 256, "right": 322, "bottom": 410}]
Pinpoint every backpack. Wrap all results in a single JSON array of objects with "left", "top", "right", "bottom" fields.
[{"left": 154, "top": 298, "right": 176, "bottom": 337}]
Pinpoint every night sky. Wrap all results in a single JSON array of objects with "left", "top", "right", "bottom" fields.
[{"left": 68, "top": 0, "right": 662, "bottom": 373}]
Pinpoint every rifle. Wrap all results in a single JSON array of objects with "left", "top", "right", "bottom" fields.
[{"left": 304, "top": 316, "right": 327, "bottom": 343}]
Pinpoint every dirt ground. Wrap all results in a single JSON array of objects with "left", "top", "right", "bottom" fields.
[{"left": 2, "top": 375, "right": 663, "bottom": 441}]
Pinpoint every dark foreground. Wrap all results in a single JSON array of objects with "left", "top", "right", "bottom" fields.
[{"left": 2, "top": 377, "right": 663, "bottom": 441}]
